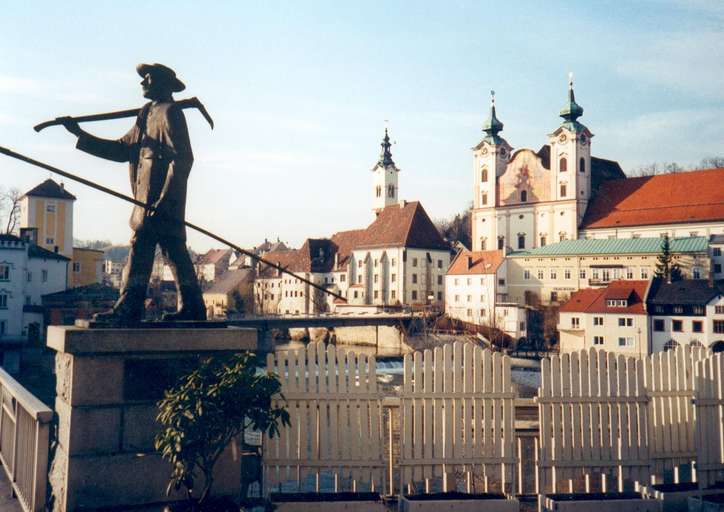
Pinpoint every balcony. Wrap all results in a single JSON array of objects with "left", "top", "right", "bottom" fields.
[{"left": 588, "top": 278, "right": 610, "bottom": 287}]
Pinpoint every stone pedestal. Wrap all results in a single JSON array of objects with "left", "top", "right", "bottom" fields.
[{"left": 46, "top": 325, "right": 257, "bottom": 511}]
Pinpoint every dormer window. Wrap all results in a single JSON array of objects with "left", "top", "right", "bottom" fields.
[{"left": 606, "top": 299, "right": 628, "bottom": 307}]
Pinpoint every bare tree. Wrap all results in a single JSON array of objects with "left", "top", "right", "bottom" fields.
[
  {"left": 628, "top": 161, "right": 683, "bottom": 177},
  {"left": 0, "top": 187, "right": 21, "bottom": 235},
  {"left": 697, "top": 156, "right": 724, "bottom": 169}
]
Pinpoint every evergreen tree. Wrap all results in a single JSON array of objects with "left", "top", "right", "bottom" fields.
[{"left": 654, "top": 234, "right": 682, "bottom": 282}]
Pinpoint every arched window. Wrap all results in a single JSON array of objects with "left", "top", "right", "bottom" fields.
[
  {"left": 559, "top": 157, "right": 567, "bottom": 172},
  {"left": 517, "top": 234, "right": 525, "bottom": 249},
  {"left": 497, "top": 236, "right": 505, "bottom": 250},
  {"left": 579, "top": 157, "right": 585, "bottom": 173},
  {"left": 375, "top": 185, "right": 381, "bottom": 197},
  {"left": 480, "top": 237, "right": 487, "bottom": 250},
  {"left": 481, "top": 168, "right": 488, "bottom": 182},
  {"left": 560, "top": 183, "right": 567, "bottom": 197},
  {"left": 520, "top": 190, "right": 527, "bottom": 202},
  {"left": 387, "top": 185, "right": 395, "bottom": 198},
  {"left": 663, "top": 339, "right": 679, "bottom": 352}
]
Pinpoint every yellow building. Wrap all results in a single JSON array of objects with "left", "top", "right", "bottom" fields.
[
  {"left": 19, "top": 179, "right": 75, "bottom": 260},
  {"left": 71, "top": 248, "right": 104, "bottom": 288}
]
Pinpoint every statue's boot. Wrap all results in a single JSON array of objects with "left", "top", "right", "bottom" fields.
[
  {"left": 92, "top": 287, "right": 145, "bottom": 326},
  {"left": 162, "top": 285, "right": 207, "bottom": 322}
]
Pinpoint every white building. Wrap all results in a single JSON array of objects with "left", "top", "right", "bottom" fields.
[
  {"left": 469, "top": 81, "right": 724, "bottom": 254},
  {"left": 647, "top": 278, "right": 724, "bottom": 352},
  {"left": 558, "top": 280, "right": 651, "bottom": 357},
  {"left": 372, "top": 128, "right": 399, "bottom": 214},
  {"left": 0, "top": 233, "right": 69, "bottom": 372}
]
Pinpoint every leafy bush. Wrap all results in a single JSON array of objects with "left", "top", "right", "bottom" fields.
[{"left": 155, "top": 353, "right": 290, "bottom": 508}]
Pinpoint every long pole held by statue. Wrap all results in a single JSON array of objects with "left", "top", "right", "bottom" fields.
[{"left": 0, "top": 145, "right": 345, "bottom": 303}]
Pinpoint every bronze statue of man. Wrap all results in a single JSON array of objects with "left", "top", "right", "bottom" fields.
[{"left": 62, "top": 63, "right": 206, "bottom": 323}]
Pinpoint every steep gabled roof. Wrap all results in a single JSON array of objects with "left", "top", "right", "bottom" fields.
[
  {"left": 204, "top": 268, "right": 253, "bottom": 295},
  {"left": 22, "top": 179, "right": 76, "bottom": 200},
  {"left": 257, "top": 250, "right": 298, "bottom": 278},
  {"left": 581, "top": 168, "right": 724, "bottom": 230},
  {"left": 447, "top": 249, "right": 504, "bottom": 275},
  {"left": 330, "top": 229, "right": 366, "bottom": 269},
  {"left": 560, "top": 280, "right": 648, "bottom": 315},
  {"left": 360, "top": 201, "right": 448, "bottom": 250},
  {"left": 647, "top": 278, "right": 722, "bottom": 306},
  {"left": 197, "top": 248, "right": 232, "bottom": 265}
]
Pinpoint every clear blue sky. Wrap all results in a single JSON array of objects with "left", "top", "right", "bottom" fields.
[{"left": 1, "top": 1, "right": 723, "bottom": 251}]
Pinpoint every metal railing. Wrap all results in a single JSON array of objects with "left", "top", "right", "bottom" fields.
[{"left": 0, "top": 367, "right": 53, "bottom": 512}]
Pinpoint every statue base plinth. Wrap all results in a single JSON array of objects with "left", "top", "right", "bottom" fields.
[{"left": 47, "top": 325, "right": 257, "bottom": 511}]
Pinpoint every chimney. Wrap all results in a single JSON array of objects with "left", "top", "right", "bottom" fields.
[
  {"left": 398, "top": 199, "right": 406, "bottom": 208},
  {"left": 19, "top": 227, "right": 38, "bottom": 244},
  {"left": 60, "top": 182, "right": 65, "bottom": 189}
]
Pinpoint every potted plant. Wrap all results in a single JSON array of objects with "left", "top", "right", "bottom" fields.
[{"left": 155, "top": 352, "right": 290, "bottom": 511}]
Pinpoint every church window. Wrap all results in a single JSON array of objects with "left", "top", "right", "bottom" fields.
[
  {"left": 540, "top": 236, "right": 547, "bottom": 247},
  {"left": 412, "top": 290, "right": 418, "bottom": 301},
  {"left": 375, "top": 185, "right": 381, "bottom": 197},
  {"left": 497, "top": 237, "right": 504, "bottom": 250},
  {"left": 579, "top": 158, "right": 585, "bottom": 173},
  {"left": 481, "top": 193, "right": 488, "bottom": 205},
  {"left": 480, "top": 238, "right": 486, "bottom": 250},
  {"left": 412, "top": 274, "right": 418, "bottom": 284},
  {"left": 559, "top": 232, "right": 567, "bottom": 242},
  {"left": 391, "top": 273, "right": 396, "bottom": 282},
  {"left": 481, "top": 168, "right": 488, "bottom": 182},
  {"left": 560, "top": 183, "right": 567, "bottom": 197},
  {"left": 517, "top": 234, "right": 525, "bottom": 249},
  {"left": 388, "top": 185, "right": 395, "bottom": 198},
  {"left": 559, "top": 157, "right": 567, "bottom": 172},
  {"left": 520, "top": 190, "right": 527, "bottom": 202}
]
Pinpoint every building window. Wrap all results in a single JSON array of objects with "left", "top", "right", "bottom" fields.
[
  {"left": 375, "top": 185, "right": 381, "bottom": 197},
  {"left": 520, "top": 190, "right": 527, "bottom": 202},
  {"left": 618, "top": 337, "right": 634, "bottom": 347},
  {"left": 388, "top": 185, "right": 395, "bottom": 198},
  {"left": 714, "top": 320, "right": 724, "bottom": 334},
  {"left": 27, "top": 271, "right": 31, "bottom": 282},
  {"left": 564, "top": 269, "right": 571, "bottom": 280},
  {"left": 626, "top": 268, "right": 633, "bottom": 279},
  {"left": 437, "top": 292, "right": 442, "bottom": 300},
  {"left": 540, "top": 236, "right": 547, "bottom": 247},
  {"left": 594, "top": 316, "right": 603, "bottom": 326},
  {"left": 340, "top": 274, "right": 346, "bottom": 282},
  {"left": 524, "top": 270, "right": 530, "bottom": 280},
  {"left": 618, "top": 317, "right": 633, "bottom": 327},
  {"left": 467, "top": 309, "right": 472, "bottom": 317},
  {"left": 412, "top": 274, "right": 417, "bottom": 284},
  {"left": 593, "top": 336, "right": 604, "bottom": 346},
  {"left": 374, "top": 274, "right": 378, "bottom": 283},
  {"left": 537, "top": 270, "right": 544, "bottom": 280},
  {"left": 437, "top": 259, "right": 443, "bottom": 269},
  {"left": 480, "top": 238, "right": 486, "bottom": 250},
  {"left": 374, "top": 290, "right": 379, "bottom": 299},
  {"left": 357, "top": 275, "right": 362, "bottom": 284},
  {"left": 571, "top": 317, "right": 580, "bottom": 328},
  {"left": 672, "top": 320, "right": 683, "bottom": 332},
  {"left": 411, "top": 290, "right": 418, "bottom": 301},
  {"left": 692, "top": 267, "right": 701, "bottom": 279},
  {"left": 715, "top": 305, "right": 724, "bottom": 314},
  {"left": 559, "top": 157, "right": 567, "bottom": 172},
  {"left": 481, "top": 193, "right": 488, "bottom": 205},
  {"left": 518, "top": 234, "right": 525, "bottom": 249},
  {"left": 411, "top": 257, "right": 418, "bottom": 267},
  {"left": 72, "top": 262, "right": 81, "bottom": 273},
  {"left": 466, "top": 278, "right": 471, "bottom": 285},
  {"left": 498, "top": 237, "right": 504, "bottom": 250},
  {"left": 550, "top": 269, "right": 557, "bottom": 280},
  {"left": 46, "top": 237, "right": 54, "bottom": 245},
  {"left": 454, "top": 278, "right": 459, "bottom": 286},
  {"left": 353, "top": 291, "right": 359, "bottom": 299},
  {"left": 454, "top": 295, "right": 460, "bottom": 303},
  {"left": 358, "top": 260, "right": 363, "bottom": 268},
  {"left": 579, "top": 157, "right": 585, "bottom": 173},
  {"left": 481, "top": 168, "right": 488, "bottom": 182},
  {"left": 663, "top": 339, "right": 679, "bottom": 351},
  {"left": 560, "top": 184, "right": 567, "bottom": 197},
  {"left": 654, "top": 319, "right": 665, "bottom": 332},
  {"left": 673, "top": 306, "right": 684, "bottom": 314},
  {"left": 641, "top": 268, "right": 649, "bottom": 279},
  {"left": 550, "top": 291, "right": 558, "bottom": 302},
  {"left": 437, "top": 275, "right": 442, "bottom": 285},
  {"left": 0, "top": 265, "right": 9, "bottom": 281},
  {"left": 559, "top": 232, "right": 567, "bottom": 242},
  {"left": 391, "top": 290, "right": 396, "bottom": 300},
  {"left": 42, "top": 270, "right": 48, "bottom": 282},
  {"left": 391, "top": 258, "right": 396, "bottom": 266},
  {"left": 713, "top": 247, "right": 722, "bottom": 256},
  {"left": 693, "top": 305, "right": 704, "bottom": 315},
  {"left": 579, "top": 269, "right": 586, "bottom": 279},
  {"left": 0, "top": 294, "right": 6, "bottom": 309},
  {"left": 467, "top": 295, "right": 472, "bottom": 303},
  {"left": 498, "top": 278, "right": 506, "bottom": 286},
  {"left": 693, "top": 321, "right": 703, "bottom": 333},
  {"left": 715, "top": 264, "right": 722, "bottom": 273},
  {"left": 46, "top": 203, "right": 56, "bottom": 213}
]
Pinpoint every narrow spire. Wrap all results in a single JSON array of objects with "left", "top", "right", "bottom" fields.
[
  {"left": 482, "top": 90, "right": 504, "bottom": 143},
  {"left": 377, "top": 127, "right": 395, "bottom": 167},
  {"left": 560, "top": 72, "right": 584, "bottom": 124}
]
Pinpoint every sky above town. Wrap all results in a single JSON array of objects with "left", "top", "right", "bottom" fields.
[{"left": 1, "top": 1, "right": 723, "bottom": 252}]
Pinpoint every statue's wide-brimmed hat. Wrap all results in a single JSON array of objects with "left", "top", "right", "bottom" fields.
[{"left": 136, "top": 63, "right": 185, "bottom": 92}]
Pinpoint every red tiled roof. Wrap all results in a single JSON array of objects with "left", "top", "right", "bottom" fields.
[
  {"left": 197, "top": 248, "right": 232, "bottom": 265},
  {"left": 560, "top": 280, "right": 649, "bottom": 315},
  {"left": 257, "top": 250, "right": 298, "bottom": 278},
  {"left": 581, "top": 168, "right": 724, "bottom": 230},
  {"left": 447, "top": 249, "right": 504, "bottom": 275},
  {"left": 360, "top": 201, "right": 448, "bottom": 250},
  {"left": 330, "top": 229, "right": 367, "bottom": 268}
]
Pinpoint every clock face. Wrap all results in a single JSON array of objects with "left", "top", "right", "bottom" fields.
[
  {"left": 481, "top": 147, "right": 488, "bottom": 156},
  {"left": 558, "top": 134, "right": 567, "bottom": 143}
]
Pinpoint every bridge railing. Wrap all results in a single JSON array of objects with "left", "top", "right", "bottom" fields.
[{"left": 0, "top": 367, "right": 53, "bottom": 512}]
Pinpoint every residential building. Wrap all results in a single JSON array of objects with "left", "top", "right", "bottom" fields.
[
  {"left": 103, "top": 259, "right": 124, "bottom": 288},
  {"left": 70, "top": 247, "right": 104, "bottom": 287},
  {"left": 647, "top": 278, "right": 724, "bottom": 352},
  {"left": 558, "top": 280, "right": 650, "bottom": 357},
  {"left": 506, "top": 236, "right": 709, "bottom": 306},
  {"left": 711, "top": 235, "right": 724, "bottom": 280},
  {"left": 195, "top": 248, "right": 233, "bottom": 284},
  {"left": 203, "top": 268, "right": 254, "bottom": 318},
  {"left": 42, "top": 283, "right": 118, "bottom": 326},
  {"left": 19, "top": 179, "right": 76, "bottom": 260},
  {"left": 0, "top": 233, "right": 69, "bottom": 372},
  {"left": 230, "top": 238, "right": 290, "bottom": 269}
]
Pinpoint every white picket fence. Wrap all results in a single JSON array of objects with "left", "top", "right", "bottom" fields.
[
  {"left": 538, "top": 350, "right": 650, "bottom": 494},
  {"left": 694, "top": 352, "right": 724, "bottom": 489},
  {"left": 399, "top": 343, "right": 516, "bottom": 494},
  {"left": 261, "top": 343, "right": 723, "bottom": 500},
  {"left": 644, "top": 345, "right": 709, "bottom": 483},
  {"left": 263, "top": 342, "right": 385, "bottom": 494}
]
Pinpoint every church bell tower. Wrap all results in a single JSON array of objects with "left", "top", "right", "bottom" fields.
[{"left": 371, "top": 128, "right": 400, "bottom": 215}]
